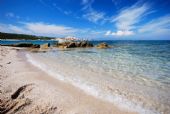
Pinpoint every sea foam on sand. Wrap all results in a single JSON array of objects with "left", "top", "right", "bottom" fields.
[
  {"left": 1, "top": 46, "right": 138, "bottom": 114},
  {"left": 26, "top": 53, "right": 159, "bottom": 114}
]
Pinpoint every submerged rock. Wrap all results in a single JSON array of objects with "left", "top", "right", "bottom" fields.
[{"left": 96, "top": 42, "right": 111, "bottom": 49}]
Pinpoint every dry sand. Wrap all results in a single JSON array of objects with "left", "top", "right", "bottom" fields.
[{"left": 0, "top": 46, "right": 137, "bottom": 114}]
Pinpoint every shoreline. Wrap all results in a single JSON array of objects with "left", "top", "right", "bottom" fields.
[{"left": 0, "top": 46, "right": 136, "bottom": 114}]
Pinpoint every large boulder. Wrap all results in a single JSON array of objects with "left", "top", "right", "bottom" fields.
[
  {"left": 56, "top": 41, "right": 93, "bottom": 48},
  {"left": 75, "top": 42, "right": 81, "bottom": 47},
  {"left": 80, "top": 41, "right": 93, "bottom": 47},
  {"left": 96, "top": 42, "right": 111, "bottom": 49},
  {"left": 66, "top": 42, "right": 76, "bottom": 48}
]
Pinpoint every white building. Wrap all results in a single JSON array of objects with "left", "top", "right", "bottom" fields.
[{"left": 56, "top": 36, "right": 78, "bottom": 43}]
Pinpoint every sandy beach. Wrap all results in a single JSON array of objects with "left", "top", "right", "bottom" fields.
[{"left": 0, "top": 46, "right": 136, "bottom": 114}]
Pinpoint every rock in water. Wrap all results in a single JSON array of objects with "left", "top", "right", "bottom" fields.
[
  {"left": 56, "top": 41, "right": 93, "bottom": 48},
  {"left": 75, "top": 42, "right": 81, "bottom": 47},
  {"left": 96, "top": 42, "right": 111, "bottom": 49},
  {"left": 66, "top": 42, "right": 76, "bottom": 48},
  {"left": 40, "top": 43, "right": 50, "bottom": 49},
  {"left": 80, "top": 41, "right": 93, "bottom": 47}
]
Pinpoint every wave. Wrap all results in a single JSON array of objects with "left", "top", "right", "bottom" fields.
[{"left": 26, "top": 53, "right": 159, "bottom": 114}]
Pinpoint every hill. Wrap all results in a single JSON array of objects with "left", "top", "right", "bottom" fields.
[{"left": 0, "top": 32, "right": 54, "bottom": 40}]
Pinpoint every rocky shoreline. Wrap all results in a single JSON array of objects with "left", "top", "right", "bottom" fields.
[{"left": 1, "top": 41, "right": 112, "bottom": 49}]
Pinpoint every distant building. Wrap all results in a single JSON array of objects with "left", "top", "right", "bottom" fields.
[
  {"left": 57, "top": 38, "right": 66, "bottom": 43},
  {"left": 56, "top": 36, "right": 79, "bottom": 43}
]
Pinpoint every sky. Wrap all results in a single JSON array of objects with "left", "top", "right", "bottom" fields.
[{"left": 0, "top": 0, "right": 170, "bottom": 40}]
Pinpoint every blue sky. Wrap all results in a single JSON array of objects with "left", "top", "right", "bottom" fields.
[{"left": 0, "top": 0, "right": 170, "bottom": 40}]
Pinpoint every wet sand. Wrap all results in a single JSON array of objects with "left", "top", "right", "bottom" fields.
[{"left": 0, "top": 46, "right": 136, "bottom": 114}]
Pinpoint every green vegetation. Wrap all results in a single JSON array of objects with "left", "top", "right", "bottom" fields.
[{"left": 0, "top": 32, "right": 54, "bottom": 40}]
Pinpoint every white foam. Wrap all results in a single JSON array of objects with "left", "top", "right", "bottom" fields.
[{"left": 26, "top": 53, "right": 159, "bottom": 114}]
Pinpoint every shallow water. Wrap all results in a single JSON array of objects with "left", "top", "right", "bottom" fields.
[
  {"left": 26, "top": 40, "right": 170, "bottom": 114},
  {"left": 0, "top": 39, "right": 57, "bottom": 45}
]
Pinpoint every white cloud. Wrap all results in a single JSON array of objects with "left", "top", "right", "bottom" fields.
[
  {"left": 0, "top": 23, "right": 30, "bottom": 34},
  {"left": 81, "top": 0, "right": 105, "bottom": 24},
  {"left": 9, "top": 25, "right": 30, "bottom": 34},
  {"left": 0, "top": 24, "right": 14, "bottom": 33},
  {"left": 105, "top": 30, "right": 134, "bottom": 36},
  {"left": 25, "top": 22, "right": 77, "bottom": 35},
  {"left": 105, "top": 3, "right": 150, "bottom": 37},
  {"left": 105, "top": 30, "right": 112, "bottom": 36},
  {"left": 83, "top": 10, "right": 105, "bottom": 23},
  {"left": 0, "top": 22, "right": 108, "bottom": 39},
  {"left": 0, "top": 22, "right": 78, "bottom": 37},
  {"left": 138, "top": 15, "right": 170, "bottom": 33},
  {"left": 112, "top": 3, "right": 149, "bottom": 31}
]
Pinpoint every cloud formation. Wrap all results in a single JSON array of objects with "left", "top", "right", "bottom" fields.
[
  {"left": 26, "top": 22, "right": 77, "bottom": 34},
  {"left": 0, "top": 22, "right": 77, "bottom": 37},
  {"left": 81, "top": 0, "right": 105, "bottom": 24},
  {"left": 106, "top": 2, "right": 150, "bottom": 37},
  {"left": 83, "top": 9, "right": 105, "bottom": 23},
  {"left": 138, "top": 15, "right": 170, "bottom": 33},
  {"left": 105, "top": 30, "right": 134, "bottom": 36},
  {"left": 112, "top": 3, "right": 149, "bottom": 31}
]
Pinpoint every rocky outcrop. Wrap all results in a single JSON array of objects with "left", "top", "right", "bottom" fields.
[
  {"left": 79, "top": 41, "right": 93, "bottom": 47},
  {"left": 96, "top": 42, "right": 111, "bottom": 49},
  {"left": 57, "top": 41, "right": 93, "bottom": 48},
  {"left": 66, "top": 42, "right": 76, "bottom": 48}
]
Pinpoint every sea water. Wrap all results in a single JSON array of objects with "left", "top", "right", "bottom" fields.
[
  {"left": 0, "top": 39, "right": 57, "bottom": 45},
  {"left": 26, "top": 40, "right": 170, "bottom": 114}
]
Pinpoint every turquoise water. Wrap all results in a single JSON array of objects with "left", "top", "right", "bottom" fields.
[
  {"left": 0, "top": 39, "right": 57, "bottom": 45},
  {"left": 25, "top": 40, "right": 170, "bottom": 114},
  {"left": 56, "top": 40, "right": 170, "bottom": 84}
]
